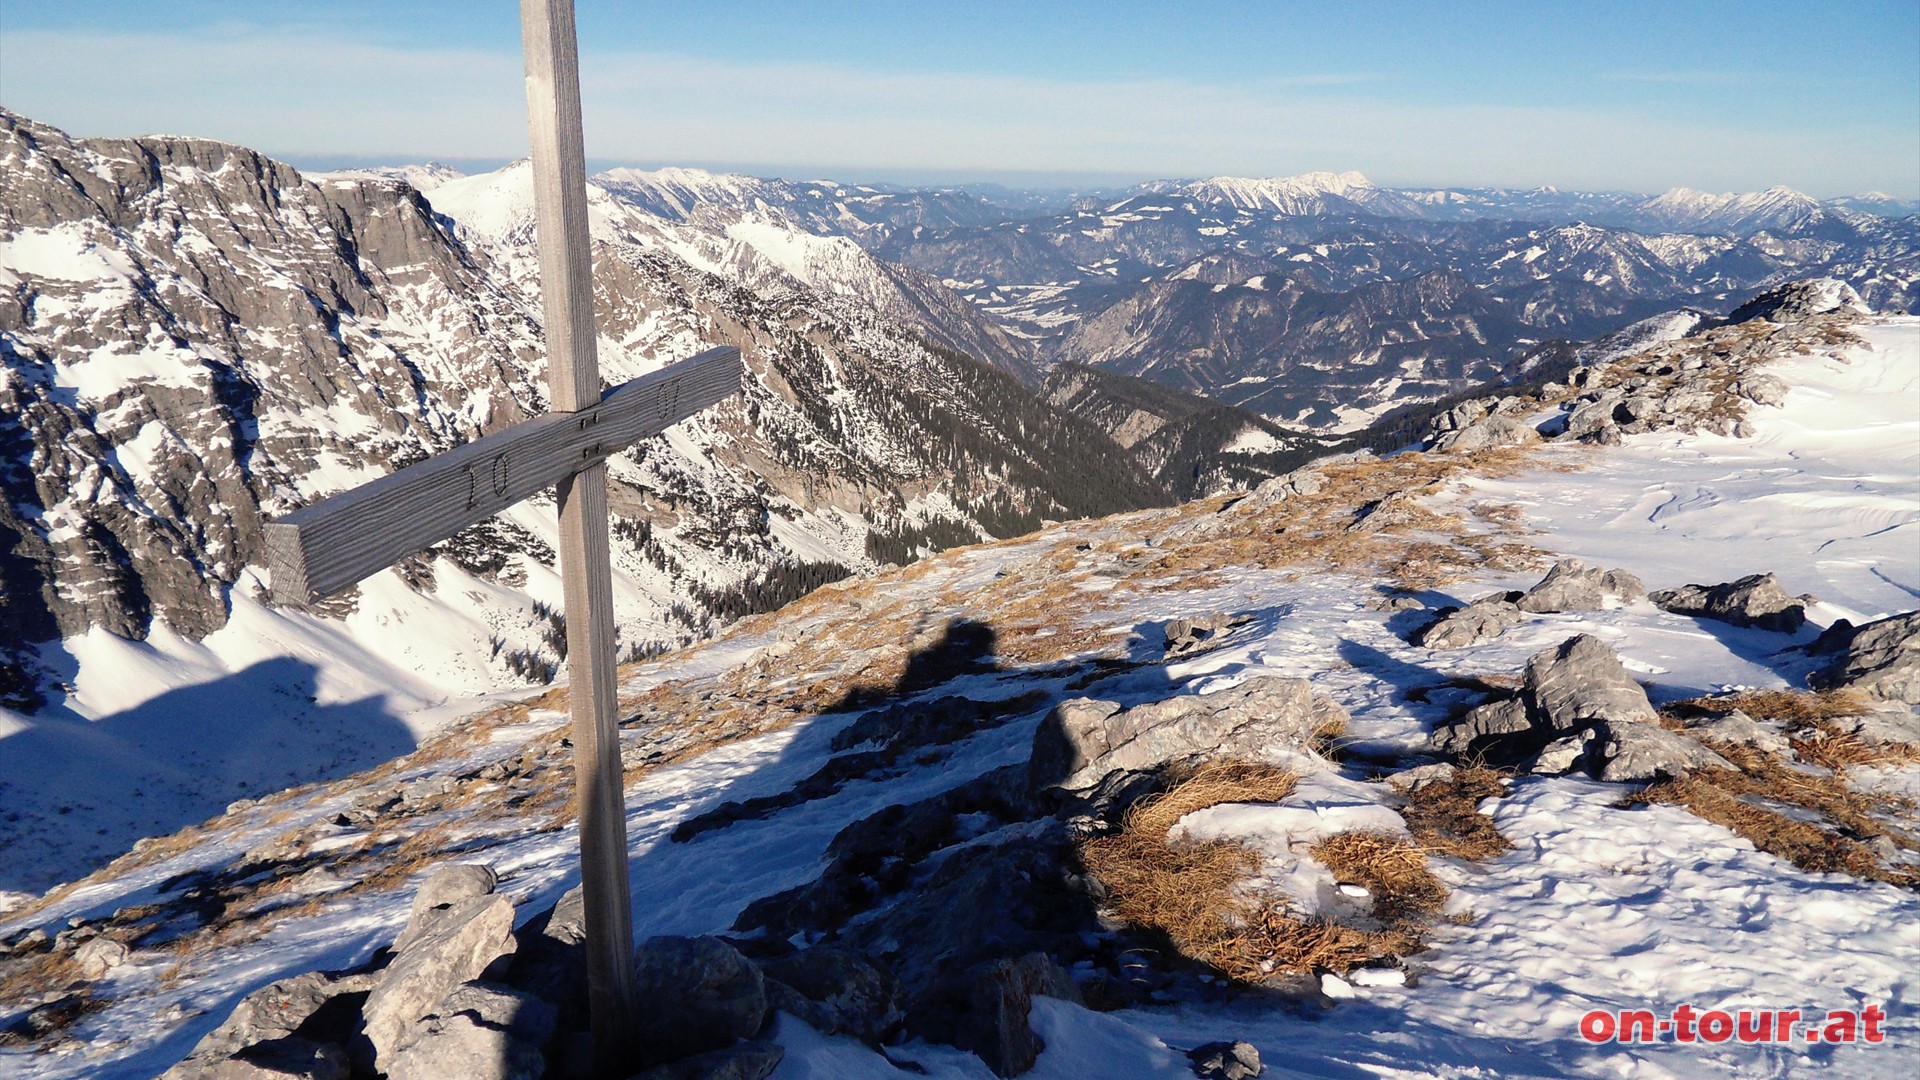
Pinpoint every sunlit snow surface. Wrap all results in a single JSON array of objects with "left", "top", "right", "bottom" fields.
[{"left": 3, "top": 318, "right": 1917, "bottom": 1078}]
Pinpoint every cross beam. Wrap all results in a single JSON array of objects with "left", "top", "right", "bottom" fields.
[{"left": 262, "top": 346, "right": 741, "bottom": 605}]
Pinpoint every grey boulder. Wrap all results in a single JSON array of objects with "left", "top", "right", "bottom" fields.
[
  {"left": 361, "top": 894, "right": 518, "bottom": 1072},
  {"left": 1525, "top": 634, "right": 1659, "bottom": 732},
  {"left": 1810, "top": 611, "right": 1920, "bottom": 704},
  {"left": 1429, "top": 697, "right": 1533, "bottom": 760},
  {"left": 1415, "top": 600, "right": 1522, "bottom": 650},
  {"left": 73, "top": 935, "right": 128, "bottom": 979},
  {"left": 1163, "top": 613, "right": 1252, "bottom": 658},
  {"left": 1516, "top": 558, "right": 1644, "bottom": 614},
  {"left": 631, "top": 935, "right": 768, "bottom": 1067},
  {"left": 1650, "top": 573, "right": 1807, "bottom": 633},
  {"left": 385, "top": 981, "right": 556, "bottom": 1080},
  {"left": 393, "top": 863, "right": 500, "bottom": 953},
  {"left": 1030, "top": 676, "right": 1340, "bottom": 793}
]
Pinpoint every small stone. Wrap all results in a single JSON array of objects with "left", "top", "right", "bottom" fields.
[
  {"left": 1682, "top": 710, "right": 1789, "bottom": 755},
  {"left": 1187, "top": 1039, "right": 1263, "bottom": 1079},
  {"left": 73, "top": 936, "right": 128, "bottom": 979},
  {"left": 1387, "top": 762, "right": 1455, "bottom": 792}
]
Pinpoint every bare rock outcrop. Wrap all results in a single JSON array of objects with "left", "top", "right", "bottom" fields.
[
  {"left": 630, "top": 936, "right": 769, "bottom": 1068},
  {"left": 1650, "top": 573, "right": 1807, "bottom": 632},
  {"left": 385, "top": 981, "right": 556, "bottom": 1080},
  {"left": 1516, "top": 558, "right": 1645, "bottom": 614},
  {"left": 1809, "top": 611, "right": 1920, "bottom": 704},
  {"left": 1415, "top": 597, "right": 1522, "bottom": 650},
  {"left": 1431, "top": 634, "right": 1726, "bottom": 780},
  {"left": 361, "top": 894, "right": 519, "bottom": 1071},
  {"left": 1030, "top": 676, "right": 1344, "bottom": 793},
  {"left": 1727, "top": 278, "right": 1870, "bottom": 324}
]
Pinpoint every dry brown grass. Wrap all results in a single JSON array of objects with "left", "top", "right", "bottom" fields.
[
  {"left": 1635, "top": 731, "right": 1919, "bottom": 887},
  {"left": 1637, "top": 774, "right": 1915, "bottom": 886},
  {"left": 1671, "top": 688, "right": 1871, "bottom": 725},
  {"left": 1126, "top": 762, "right": 1300, "bottom": 839},
  {"left": 1792, "top": 724, "right": 1920, "bottom": 772},
  {"left": 1079, "top": 762, "right": 1428, "bottom": 980},
  {"left": 1310, "top": 831, "right": 1449, "bottom": 922},
  {"left": 1399, "top": 766, "right": 1514, "bottom": 862}
]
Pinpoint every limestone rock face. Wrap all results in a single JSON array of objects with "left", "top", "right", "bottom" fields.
[
  {"left": 384, "top": 981, "right": 555, "bottom": 1080},
  {"left": 1431, "top": 412, "right": 1540, "bottom": 453},
  {"left": 361, "top": 894, "right": 518, "bottom": 1071}
]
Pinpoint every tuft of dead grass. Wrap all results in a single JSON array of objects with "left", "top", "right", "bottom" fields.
[
  {"left": 1399, "top": 766, "right": 1514, "bottom": 862},
  {"left": 1669, "top": 688, "right": 1870, "bottom": 726},
  {"left": 1310, "top": 831, "right": 1449, "bottom": 922},
  {"left": 1126, "top": 762, "right": 1299, "bottom": 839},
  {"left": 1080, "top": 762, "right": 1426, "bottom": 980}
]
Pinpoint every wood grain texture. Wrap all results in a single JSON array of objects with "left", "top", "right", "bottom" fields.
[
  {"left": 522, "top": 0, "right": 599, "bottom": 413},
  {"left": 522, "top": 0, "right": 642, "bottom": 1069},
  {"left": 263, "top": 347, "right": 741, "bottom": 605}
]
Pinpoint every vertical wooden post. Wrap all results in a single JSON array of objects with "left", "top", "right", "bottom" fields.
[{"left": 519, "top": 0, "right": 640, "bottom": 1070}]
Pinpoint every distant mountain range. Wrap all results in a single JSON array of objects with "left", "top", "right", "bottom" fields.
[{"left": 4, "top": 105, "right": 1916, "bottom": 714}]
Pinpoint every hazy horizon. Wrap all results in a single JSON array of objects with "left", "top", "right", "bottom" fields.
[{"left": 2, "top": 0, "right": 1916, "bottom": 199}]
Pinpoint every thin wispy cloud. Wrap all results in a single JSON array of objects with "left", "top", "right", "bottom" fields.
[{"left": 1, "top": 26, "right": 1912, "bottom": 196}]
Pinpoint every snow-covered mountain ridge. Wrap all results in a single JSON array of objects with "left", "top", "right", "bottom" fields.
[
  {"left": 2, "top": 296, "right": 1914, "bottom": 1079},
  {"left": 0, "top": 108, "right": 1176, "bottom": 889}
]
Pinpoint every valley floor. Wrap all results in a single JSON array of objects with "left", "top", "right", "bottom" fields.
[{"left": 1, "top": 317, "right": 1917, "bottom": 1078}]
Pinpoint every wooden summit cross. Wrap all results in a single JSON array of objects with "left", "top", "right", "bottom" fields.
[{"left": 264, "top": 0, "right": 741, "bottom": 1067}]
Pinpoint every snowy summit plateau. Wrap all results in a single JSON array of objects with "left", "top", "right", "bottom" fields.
[{"left": 0, "top": 46, "right": 1918, "bottom": 1080}]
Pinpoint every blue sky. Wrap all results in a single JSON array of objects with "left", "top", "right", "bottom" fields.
[{"left": 2, "top": 0, "right": 1916, "bottom": 195}]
